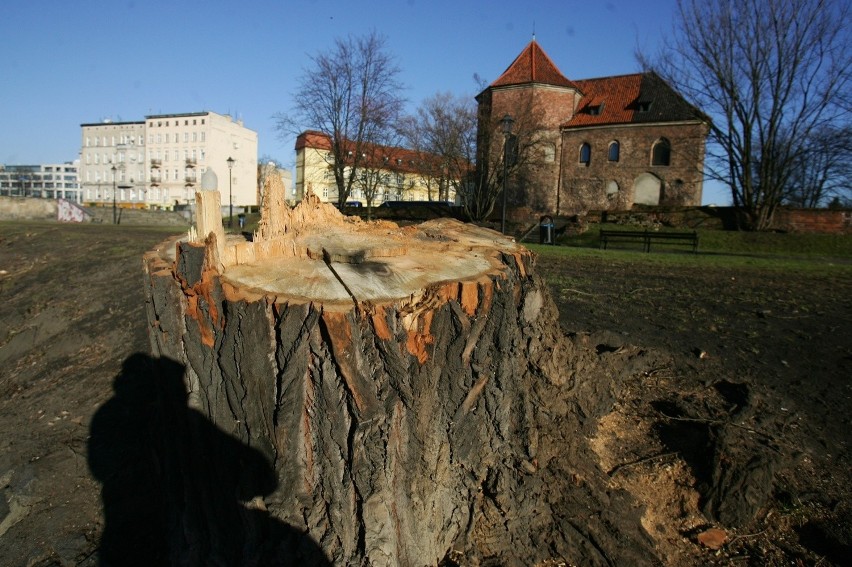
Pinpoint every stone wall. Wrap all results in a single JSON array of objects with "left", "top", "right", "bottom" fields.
[
  {"left": 584, "top": 206, "right": 852, "bottom": 234},
  {"left": 558, "top": 122, "right": 707, "bottom": 214},
  {"left": 773, "top": 208, "right": 852, "bottom": 234},
  {"left": 85, "top": 206, "right": 189, "bottom": 227},
  {"left": 0, "top": 196, "right": 189, "bottom": 226},
  {"left": 0, "top": 196, "right": 58, "bottom": 221}
]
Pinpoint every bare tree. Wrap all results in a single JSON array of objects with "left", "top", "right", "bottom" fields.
[
  {"left": 641, "top": 0, "right": 852, "bottom": 230},
  {"left": 784, "top": 125, "right": 852, "bottom": 208},
  {"left": 471, "top": 95, "right": 547, "bottom": 222},
  {"left": 352, "top": 131, "right": 407, "bottom": 220},
  {"left": 401, "top": 92, "right": 477, "bottom": 207},
  {"left": 275, "top": 32, "right": 405, "bottom": 207}
]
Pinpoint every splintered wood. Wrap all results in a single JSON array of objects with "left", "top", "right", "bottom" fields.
[{"left": 188, "top": 171, "right": 520, "bottom": 310}]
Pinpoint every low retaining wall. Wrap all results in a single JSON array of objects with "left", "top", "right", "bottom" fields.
[
  {"left": 0, "top": 197, "right": 189, "bottom": 226},
  {"left": 0, "top": 196, "right": 58, "bottom": 221},
  {"left": 773, "top": 208, "right": 852, "bottom": 234},
  {"left": 583, "top": 206, "right": 852, "bottom": 234}
]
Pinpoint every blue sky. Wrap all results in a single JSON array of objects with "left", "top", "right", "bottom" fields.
[{"left": 0, "top": 0, "right": 730, "bottom": 204}]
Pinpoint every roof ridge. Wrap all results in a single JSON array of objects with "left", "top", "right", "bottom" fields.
[{"left": 573, "top": 71, "right": 646, "bottom": 83}]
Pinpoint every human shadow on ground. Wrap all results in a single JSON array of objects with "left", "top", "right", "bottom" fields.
[{"left": 88, "top": 353, "right": 330, "bottom": 566}]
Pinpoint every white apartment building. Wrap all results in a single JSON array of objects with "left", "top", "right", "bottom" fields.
[
  {"left": 79, "top": 111, "right": 258, "bottom": 210},
  {"left": 0, "top": 162, "right": 81, "bottom": 202}
]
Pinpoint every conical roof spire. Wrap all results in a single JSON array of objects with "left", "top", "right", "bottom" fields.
[{"left": 490, "top": 40, "right": 577, "bottom": 90}]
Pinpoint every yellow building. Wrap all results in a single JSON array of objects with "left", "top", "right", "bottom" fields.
[{"left": 294, "top": 131, "right": 461, "bottom": 206}]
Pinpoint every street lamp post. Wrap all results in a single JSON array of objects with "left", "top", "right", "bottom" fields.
[
  {"left": 500, "top": 114, "right": 514, "bottom": 235},
  {"left": 227, "top": 156, "right": 235, "bottom": 228},
  {"left": 111, "top": 165, "right": 117, "bottom": 224}
]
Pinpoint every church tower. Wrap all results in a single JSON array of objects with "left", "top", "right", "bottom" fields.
[{"left": 476, "top": 39, "right": 582, "bottom": 213}]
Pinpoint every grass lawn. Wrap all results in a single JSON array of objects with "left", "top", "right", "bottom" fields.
[{"left": 538, "top": 223, "right": 852, "bottom": 271}]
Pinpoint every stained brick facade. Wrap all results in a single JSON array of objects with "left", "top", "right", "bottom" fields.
[{"left": 478, "top": 41, "right": 709, "bottom": 215}]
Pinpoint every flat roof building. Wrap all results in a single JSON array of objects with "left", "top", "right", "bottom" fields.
[
  {"left": 0, "top": 162, "right": 81, "bottom": 202},
  {"left": 79, "top": 111, "right": 258, "bottom": 210}
]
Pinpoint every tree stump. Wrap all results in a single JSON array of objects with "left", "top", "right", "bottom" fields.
[{"left": 142, "top": 174, "right": 653, "bottom": 566}]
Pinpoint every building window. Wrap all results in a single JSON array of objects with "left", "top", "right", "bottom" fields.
[
  {"left": 637, "top": 101, "right": 652, "bottom": 113},
  {"left": 651, "top": 138, "right": 671, "bottom": 166},
  {"left": 608, "top": 141, "right": 620, "bottom": 162},
  {"left": 588, "top": 104, "right": 603, "bottom": 116},
  {"left": 579, "top": 143, "right": 591, "bottom": 165},
  {"left": 543, "top": 143, "right": 556, "bottom": 163},
  {"left": 201, "top": 132, "right": 206, "bottom": 142}
]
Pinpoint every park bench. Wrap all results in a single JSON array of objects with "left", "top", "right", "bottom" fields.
[{"left": 599, "top": 229, "right": 699, "bottom": 253}]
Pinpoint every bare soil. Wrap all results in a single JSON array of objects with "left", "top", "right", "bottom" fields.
[
  {"left": 0, "top": 221, "right": 849, "bottom": 566},
  {"left": 537, "top": 248, "right": 852, "bottom": 566}
]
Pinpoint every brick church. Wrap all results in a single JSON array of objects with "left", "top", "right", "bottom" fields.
[{"left": 476, "top": 40, "right": 709, "bottom": 215}]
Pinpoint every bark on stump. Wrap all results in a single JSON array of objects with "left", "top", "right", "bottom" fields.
[{"left": 142, "top": 176, "right": 653, "bottom": 566}]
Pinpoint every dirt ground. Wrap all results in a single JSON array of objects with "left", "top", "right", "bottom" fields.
[
  {"left": 0, "top": 220, "right": 850, "bottom": 566},
  {"left": 536, "top": 247, "right": 852, "bottom": 566}
]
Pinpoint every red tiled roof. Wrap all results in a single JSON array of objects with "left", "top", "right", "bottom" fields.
[
  {"left": 566, "top": 74, "right": 644, "bottom": 127},
  {"left": 485, "top": 41, "right": 706, "bottom": 128},
  {"left": 490, "top": 40, "right": 578, "bottom": 90},
  {"left": 564, "top": 72, "right": 706, "bottom": 128},
  {"left": 295, "top": 131, "right": 467, "bottom": 174},
  {"left": 295, "top": 130, "right": 333, "bottom": 151}
]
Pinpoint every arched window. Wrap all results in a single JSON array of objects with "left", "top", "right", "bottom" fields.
[
  {"left": 652, "top": 138, "right": 671, "bottom": 166},
  {"left": 608, "top": 141, "right": 620, "bottom": 162},
  {"left": 579, "top": 143, "right": 591, "bottom": 165}
]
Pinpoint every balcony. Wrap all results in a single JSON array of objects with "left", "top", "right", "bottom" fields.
[
  {"left": 185, "top": 158, "right": 197, "bottom": 168},
  {"left": 184, "top": 176, "right": 197, "bottom": 186},
  {"left": 150, "top": 159, "right": 162, "bottom": 169}
]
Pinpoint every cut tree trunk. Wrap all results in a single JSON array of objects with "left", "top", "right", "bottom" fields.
[{"left": 141, "top": 176, "right": 654, "bottom": 566}]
